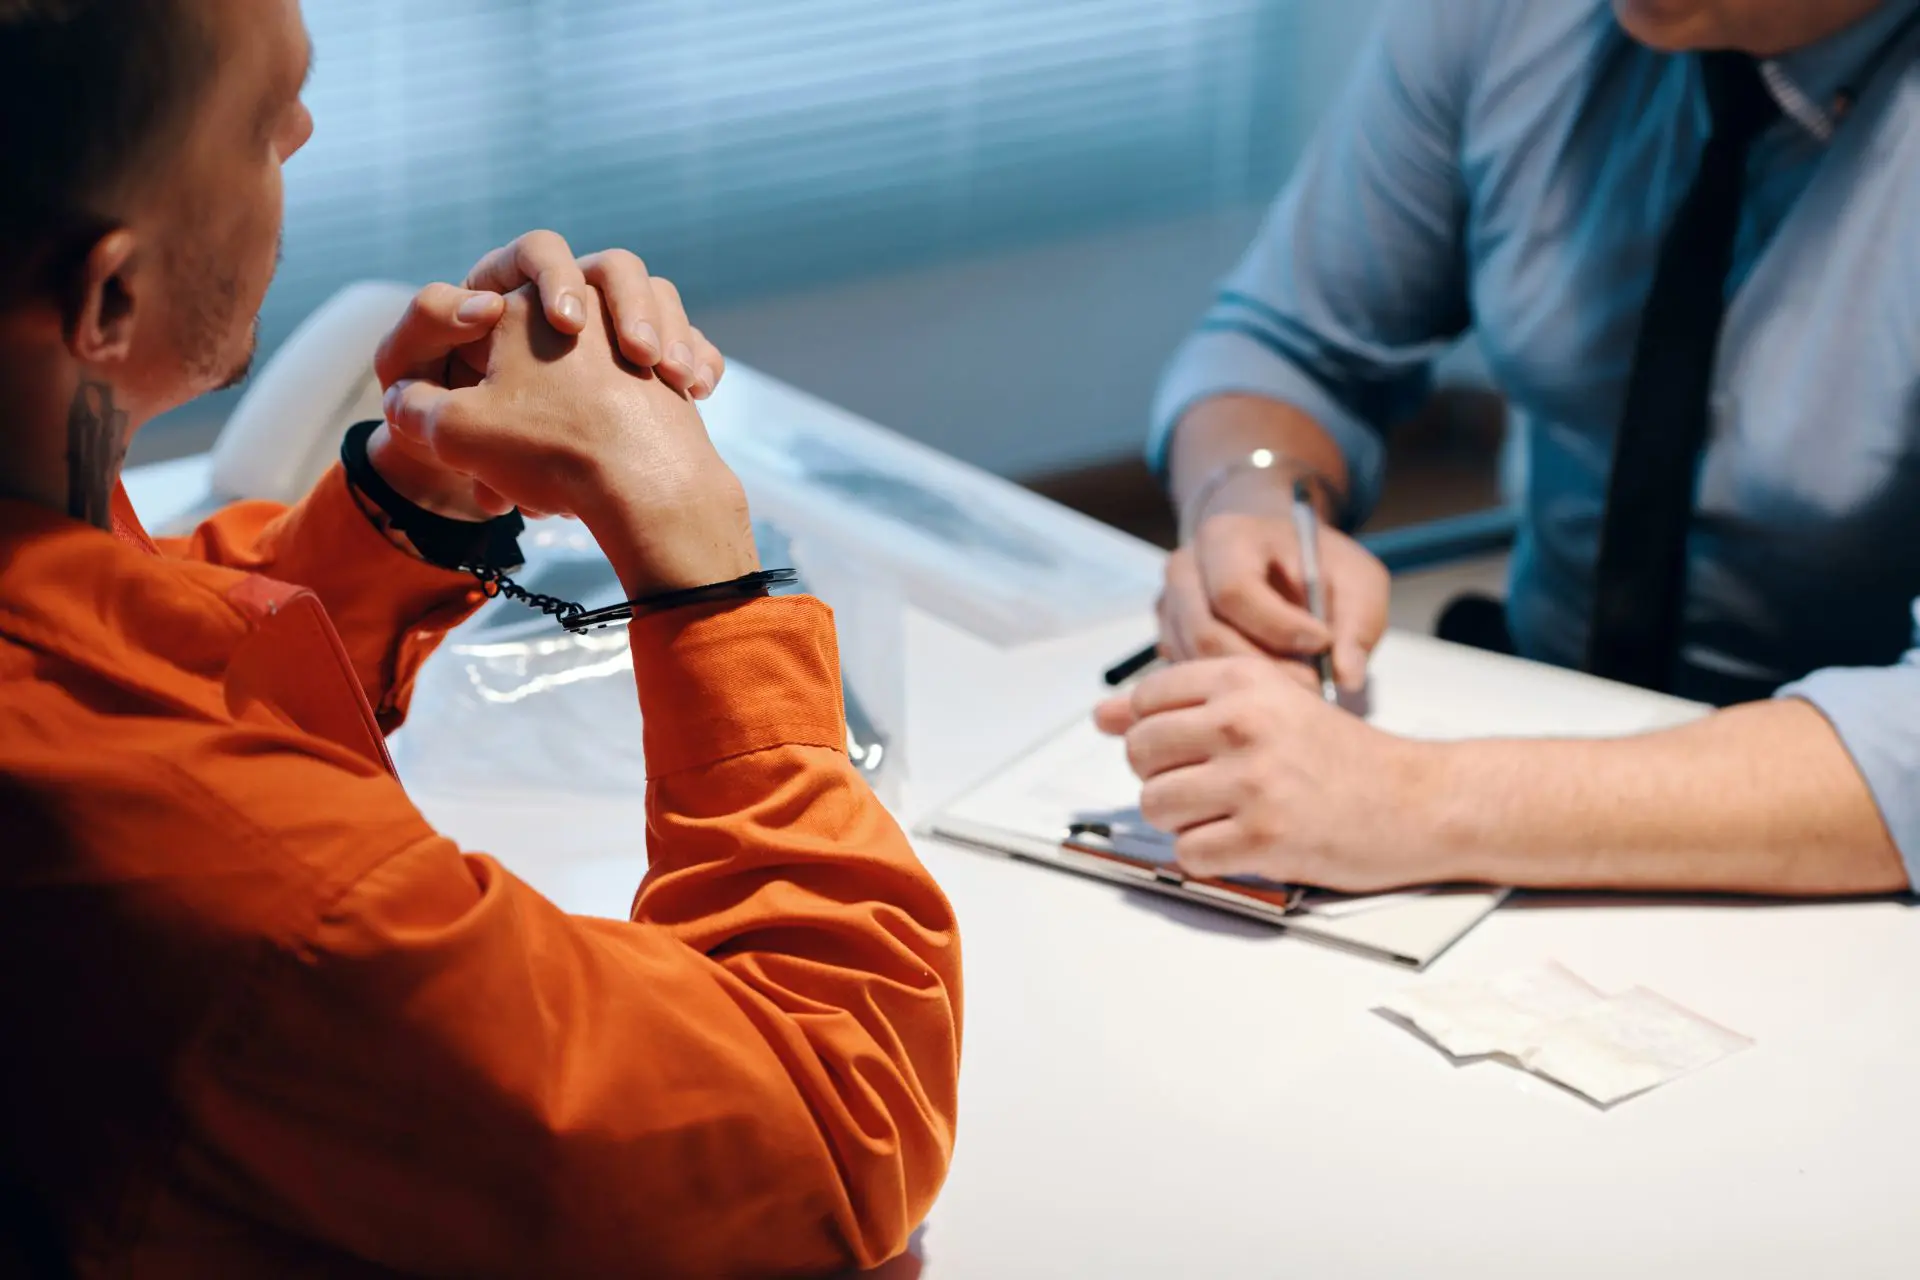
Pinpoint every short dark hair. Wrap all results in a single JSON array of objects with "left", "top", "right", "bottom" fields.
[{"left": 0, "top": 0, "right": 216, "bottom": 293}]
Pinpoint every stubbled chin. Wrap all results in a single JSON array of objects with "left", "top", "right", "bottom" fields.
[
  {"left": 215, "top": 323, "right": 260, "bottom": 393},
  {"left": 1611, "top": 0, "right": 1709, "bottom": 49}
]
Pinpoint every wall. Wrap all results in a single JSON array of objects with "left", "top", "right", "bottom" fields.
[
  {"left": 133, "top": 0, "right": 1390, "bottom": 478},
  {"left": 695, "top": 0, "right": 1386, "bottom": 479},
  {"left": 699, "top": 206, "right": 1263, "bottom": 478}
]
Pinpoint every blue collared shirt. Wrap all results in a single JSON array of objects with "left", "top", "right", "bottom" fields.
[{"left": 1151, "top": 0, "right": 1920, "bottom": 881}]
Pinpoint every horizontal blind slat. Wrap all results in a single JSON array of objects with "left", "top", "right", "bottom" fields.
[{"left": 262, "top": 0, "right": 1287, "bottom": 346}]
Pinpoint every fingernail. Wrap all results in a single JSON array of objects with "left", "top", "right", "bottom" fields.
[
  {"left": 558, "top": 292, "right": 586, "bottom": 327},
  {"left": 630, "top": 321, "right": 660, "bottom": 358},
  {"left": 694, "top": 363, "right": 718, "bottom": 396},
  {"left": 668, "top": 340, "right": 695, "bottom": 371},
  {"left": 456, "top": 293, "right": 498, "bottom": 323}
]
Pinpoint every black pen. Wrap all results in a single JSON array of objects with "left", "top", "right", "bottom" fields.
[{"left": 1103, "top": 642, "right": 1159, "bottom": 686}]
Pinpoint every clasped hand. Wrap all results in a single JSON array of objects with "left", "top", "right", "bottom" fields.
[{"left": 366, "top": 230, "right": 754, "bottom": 595}]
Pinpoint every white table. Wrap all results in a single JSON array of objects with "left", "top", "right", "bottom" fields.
[{"left": 127, "top": 373, "right": 1920, "bottom": 1280}]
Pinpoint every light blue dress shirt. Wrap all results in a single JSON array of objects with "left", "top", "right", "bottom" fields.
[{"left": 1151, "top": 0, "right": 1920, "bottom": 879}]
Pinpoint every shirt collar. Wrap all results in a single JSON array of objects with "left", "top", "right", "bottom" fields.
[{"left": 1765, "top": 0, "right": 1920, "bottom": 138}]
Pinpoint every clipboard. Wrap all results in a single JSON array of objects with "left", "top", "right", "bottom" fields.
[{"left": 921, "top": 713, "right": 1507, "bottom": 969}]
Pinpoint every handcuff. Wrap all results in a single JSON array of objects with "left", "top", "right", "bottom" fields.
[{"left": 339, "top": 419, "right": 795, "bottom": 632}]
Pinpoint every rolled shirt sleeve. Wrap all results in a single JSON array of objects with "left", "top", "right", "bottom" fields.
[
  {"left": 1777, "top": 598, "right": 1920, "bottom": 887},
  {"left": 1148, "top": 0, "right": 1488, "bottom": 526}
]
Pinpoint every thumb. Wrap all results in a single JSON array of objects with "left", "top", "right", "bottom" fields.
[
  {"left": 1093, "top": 694, "right": 1138, "bottom": 736},
  {"left": 384, "top": 378, "right": 484, "bottom": 457},
  {"left": 1262, "top": 540, "right": 1334, "bottom": 652},
  {"left": 374, "top": 284, "right": 505, "bottom": 387}
]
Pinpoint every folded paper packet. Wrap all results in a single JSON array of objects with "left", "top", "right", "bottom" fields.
[{"left": 1377, "top": 961, "right": 1753, "bottom": 1106}]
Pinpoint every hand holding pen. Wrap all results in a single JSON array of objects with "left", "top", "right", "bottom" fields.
[{"left": 1111, "top": 471, "right": 1382, "bottom": 694}]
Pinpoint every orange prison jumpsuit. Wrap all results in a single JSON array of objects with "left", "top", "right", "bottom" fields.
[{"left": 0, "top": 465, "right": 962, "bottom": 1278}]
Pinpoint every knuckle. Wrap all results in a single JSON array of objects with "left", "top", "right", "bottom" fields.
[
  {"left": 393, "top": 295, "right": 433, "bottom": 334},
  {"left": 1174, "top": 835, "right": 1218, "bottom": 878},
  {"left": 651, "top": 275, "right": 684, "bottom": 305},
  {"left": 1192, "top": 628, "right": 1233, "bottom": 659},
  {"left": 1215, "top": 706, "right": 1258, "bottom": 750},
  {"left": 522, "top": 228, "right": 568, "bottom": 256},
  {"left": 1243, "top": 809, "right": 1285, "bottom": 849},
  {"left": 602, "top": 247, "right": 645, "bottom": 274},
  {"left": 416, "top": 281, "right": 461, "bottom": 312},
  {"left": 1210, "top": 578, "right": 1253, "bottom": 616}
]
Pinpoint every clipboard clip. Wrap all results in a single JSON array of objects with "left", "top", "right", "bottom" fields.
[
  {"left": 1065, "top": 821, "right": 1306, "bottom": 908},
  {"left": 1067, "top": 821, "right": 1186, "bottom": 884}
]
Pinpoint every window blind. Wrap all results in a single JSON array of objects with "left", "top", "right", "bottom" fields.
[{"left": 267, "top": 0, "right": 1297, "bottom": 353}]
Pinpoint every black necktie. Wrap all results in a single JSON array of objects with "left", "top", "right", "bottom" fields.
[{"left": 1586, "top": 53, "right": 1780, "bottom": 691}]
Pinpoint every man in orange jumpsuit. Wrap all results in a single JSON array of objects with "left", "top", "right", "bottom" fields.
[{"left": 0, "top": 1, "right": 961, "bottom": 1275}]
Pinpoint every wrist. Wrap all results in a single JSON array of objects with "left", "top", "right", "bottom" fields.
[
  {"left": 1394, "top": 738, "right": 1491, "bottom": 882},
  {"left": 1181, "top": 449, "right": 1347, "bottom": 540},
  {"left": 576, "top": 468, "right": 760, "bottom": 598},
  {"left": 365, "top": 422, "right": 496, "bottom": 522}
]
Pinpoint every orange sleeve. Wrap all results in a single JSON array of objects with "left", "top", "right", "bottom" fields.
[
  {"left": 153, "top": 463, "right": 485, "bottom": 729},
  {"left": 178, "top": 596, "right": 961, "bottom": 1277}
]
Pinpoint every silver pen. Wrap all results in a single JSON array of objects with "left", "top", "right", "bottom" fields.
[{"left": 1289, "top": 478, "right": 1340, "bottom": 704}]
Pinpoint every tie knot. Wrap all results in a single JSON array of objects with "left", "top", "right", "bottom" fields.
[{"left": 1699, "top": 52, "right": 1779, "bottom": 146}]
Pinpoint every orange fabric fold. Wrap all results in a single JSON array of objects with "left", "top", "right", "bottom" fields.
[{"left": 0, "top": 478, "right": 961, "bottom": 1278}]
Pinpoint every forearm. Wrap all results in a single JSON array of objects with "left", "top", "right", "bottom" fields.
[
  {"left": 1169, "top": 395, "right": 1351, "bottom": 526},
  {"left": 630, "top": 594, "right": 962, "bottom": 1266},
  {"left": 1420, "top": 699, "right": 1910, "bottom": 895}
]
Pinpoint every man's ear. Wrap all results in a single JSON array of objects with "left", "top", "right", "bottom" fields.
[{"left": 64, "top": 228, "right": 141, "bottom": 366}]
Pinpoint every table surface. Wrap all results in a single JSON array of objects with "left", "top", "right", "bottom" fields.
[{"left": 125, "top": 371, "right": 1919, "bottom": 1280}]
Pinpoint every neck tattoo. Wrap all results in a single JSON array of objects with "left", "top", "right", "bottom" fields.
[{"left": 65, "top": 380, "right": 128, "bottom": 530}]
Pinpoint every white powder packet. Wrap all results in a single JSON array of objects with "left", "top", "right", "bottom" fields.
[
  {"left": 1377, "top": 963, "right": 1752, "bottom": 1107},
  {"left": 1517, "top": 986, "right": 1754, "bottom": 1106},
  {"left": 1377, "top": 961, "right": 1605, "bottom": 1059}
]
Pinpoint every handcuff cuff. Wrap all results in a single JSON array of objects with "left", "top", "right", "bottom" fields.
[{"left": 339, "top": 419, "right": 795, "bottom": 633}]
